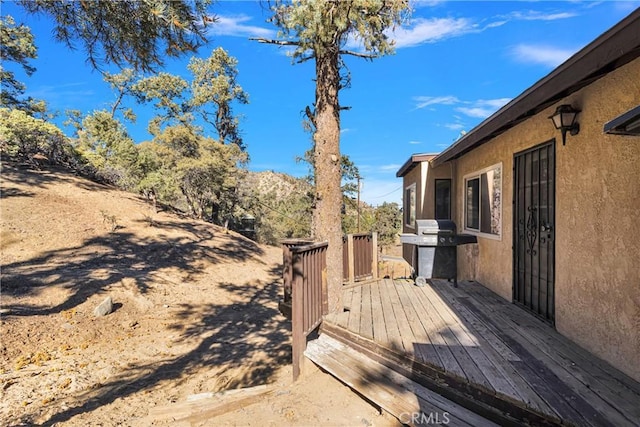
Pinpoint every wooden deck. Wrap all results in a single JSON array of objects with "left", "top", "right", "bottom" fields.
[{"left": 321, "top": 278, "right": 640, "bottom": 426}]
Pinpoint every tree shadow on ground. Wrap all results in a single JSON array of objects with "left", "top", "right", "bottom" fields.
[
  {"left": 28, "top": 264, "right": 290, "bottom": 427},
  {"left": 1, "top": 162, "right": 111, "bottom": 193},
  {"left": 1, "top": 186, "right": 36, "bottom": 199},
  {"left": 2, "top": 221, "right": 264, "bottom": 316}
]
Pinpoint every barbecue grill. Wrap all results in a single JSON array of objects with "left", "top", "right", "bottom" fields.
[{"left": 400, "top": 219, "right": 477, "bottom": 287}]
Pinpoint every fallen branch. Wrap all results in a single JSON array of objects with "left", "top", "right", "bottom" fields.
[{"left": 148, "top": 385, "right": 273, "bottom": 423}]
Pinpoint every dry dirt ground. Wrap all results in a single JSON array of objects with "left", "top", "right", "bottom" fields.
[{"left": 0, "top": 163, "right": 400, "bottom": 427}]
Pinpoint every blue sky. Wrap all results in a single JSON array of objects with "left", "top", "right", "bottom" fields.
[{"left": 4, "top": 1, "right": 639, "bottom": 205}]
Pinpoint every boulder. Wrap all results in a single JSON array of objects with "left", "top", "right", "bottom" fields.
[{"left": 94, "top": 296, "right": 113, "bottom": 317}]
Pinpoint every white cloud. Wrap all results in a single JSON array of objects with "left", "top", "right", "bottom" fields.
[
  {"left": 389, "top": 17, "right": 477, "bottom": 48},
  {"left": 27, "top": 83, "right": 95, "bottom": 109},
  {"left": 611, "top": 1, "right": 640, "bottom": 13},
  {"left": 444, "top": 123, "right": 464, "bottom": 131},
  {"left": 410, "top": 0, "right": 445, "bottom": 8},
  {"left": 386, "top": 7, "right": 578, "bottom": 51},
  {"left": 511, "top": 44, "right": 576, "bottom": 68},
  {"left": 413, "top": 95, "right": 460, "bottom": 109},
  {"left": 409, "top": 140, "right": 423, "bottom": 145},
  {"left": 456, "top": 106, "right": 493, "bottom": 119},
  {"left": 28, "top": 83, "right": 93, "bottom": 99},
  {"left": 413, "top": 95, "right": 510, "bottom": 119},
  {"left": 507, "top": 10, "right": 578, "bottom": 21},
  {"left": 486, "top": 20, "right": 508, "bottom": 29},
  {"left": 379, "top": 164, "right": 402, "bottom": 172},
  {"left": 208, "top": 15, "right": 273, "bottom": 38},
  {"left": 456, "top": 98, "right": 511, "bottom": 119},
  {"left": 476, "top": 98, "right": 512, "bottom": 109}
]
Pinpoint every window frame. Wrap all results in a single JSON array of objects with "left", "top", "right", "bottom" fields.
[
  {"left": 463, "top": 163, "right": 502, "bottom": 240},
  {"left": 404, "top": 183, "right": 416, "bottom": 229}
]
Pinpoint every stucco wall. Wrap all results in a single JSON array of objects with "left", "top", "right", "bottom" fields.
[
  {"left": 401, "top": 163, "right": 425, "bottom": 264},
  {"left": 554, "top": 58, "right": 640, "bottom": 383},
  {"left": 452, "top": 57, "right": 640, "bottom": 381},
  {"left": 402, "top": 162, "right": 454, "bottom": 265},
  {"left": 421, "top": 163, "right": 453, "bottom": 219},
  {"left": 401, "top": 163, "right": 424, "bottom": 232}
]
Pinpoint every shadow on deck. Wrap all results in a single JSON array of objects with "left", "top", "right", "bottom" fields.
[{"left": 315, "top": 279, "right": 640, "bottom": 426}]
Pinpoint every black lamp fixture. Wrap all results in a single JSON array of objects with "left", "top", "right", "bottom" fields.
[{"left": 549, "top": 104, "right": 581, "bottom": 145}]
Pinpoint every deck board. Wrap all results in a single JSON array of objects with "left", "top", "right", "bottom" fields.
[
  {"left": 394, "top": 279, "right": 442, "bottom": 367},
  {"left": 377, "top": 278, "right": 403, "bottom": 352},
  {"left": 433, "top": 287, "right": 556, "bottom": 415},
  {"left": 322, "top": 278, "right": 640, "bottom": 427},
  {"left": 458, "top": 283, "right": 640, "bottom": 399},
  {"left": 346, "top": 284, "right": 362, "bottom": 335},
  {"left": 306, "top": 334, "right": 498, "bottom": 427},
  {"left": 444, "top": 282, "right": 640, "bottom": 425},
  {"left": 463, "top": 283, "right": 640, "bottom": 407},
  {"left": 409, "top": 280, "right": 469, "bottom": 380},
  {"left": 359, "top": 282, "right": 374, "bottom": 340},
  {"left": 417, "top": 284, "right": 497, "bottom": 392},
  {"left": 422, "top": 287, "right": 521, "bottom": 399},
  {"left": 333, "top": 287, "right": 353, "bottom": 329},
  {"left": 385, "top": 279, "right": 419, "bottom": 355},
  {"left": 369, "top": 281, "right": 388, "bottom": 345}
]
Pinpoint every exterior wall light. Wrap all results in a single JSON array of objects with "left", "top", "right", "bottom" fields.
[{"left": 549, "top": 104, "right": 581, "bottom": 145}]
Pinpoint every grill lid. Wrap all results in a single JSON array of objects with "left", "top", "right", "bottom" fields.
[{"left": 416, "top": 219, "right": 457, "bottom": 235}]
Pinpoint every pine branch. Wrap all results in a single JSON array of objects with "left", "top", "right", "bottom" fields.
[
  {"left": 338, "top": 50, "right": 377, "bottom": 59},
  {"left": 305, "top": 105, "right": 316, "bottom": 128},
  {"left": 250, "top": 37, "right": 301, "bottom": 47}
]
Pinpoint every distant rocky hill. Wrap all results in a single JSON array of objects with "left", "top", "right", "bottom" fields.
[{"left": 239, "top": 170, "right": 311, "bottom": 201}]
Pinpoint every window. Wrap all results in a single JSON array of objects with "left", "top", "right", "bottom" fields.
[
  {"left": 464, "top": 164, "right": 501, "bottom": 237},
  {"left": 466, "top": 178, "right": 480, "bottom": 229},
  {"left": 434, "top": 179, "right": 451, "bottom": 220},
  {"left": 404, "top": 183, "right": 416, "bottom": 228}
]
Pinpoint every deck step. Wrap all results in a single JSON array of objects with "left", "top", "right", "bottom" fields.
[{"left": 305, "top": 334, "right": 498, "bottom": 427}]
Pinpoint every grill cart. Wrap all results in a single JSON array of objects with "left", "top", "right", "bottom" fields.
[{"left": 400, "top": 219, "right": 477, "bottom": 287}]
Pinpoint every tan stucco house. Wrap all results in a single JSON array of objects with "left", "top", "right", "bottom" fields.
[{"left": 397, "top": 9, "right": 640, "bottom": 382}]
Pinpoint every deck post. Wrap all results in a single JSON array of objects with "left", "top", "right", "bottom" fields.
[
  {"left": 371, "top": 232, "right": 379, "bottom": 280},
  {"left": 322, "top": 249, "right": 329, "bottom": 315},
  {"left": 289, "top": 241, "right": 328, "bottom": 382},
  {"left": 347, "top": 234, "right": 355, "bottom": 284},
  {"left": 291, "top": 250, "right": 304, "bottom": 381}
]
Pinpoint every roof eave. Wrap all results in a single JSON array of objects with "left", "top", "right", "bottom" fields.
[
  {"left": 603, "top": 104, "right": 640, "bottom": 135},
  {"left": 396, "top": 154, "right": 437, "bottom": 177}
]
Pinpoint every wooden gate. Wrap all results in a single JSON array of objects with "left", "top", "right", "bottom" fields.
[
  {"left": 342, "top": 233, "right": 378, "bottom": 283},
  {"left": 513, "top": 140, "right": 556, "bottom": 322}
]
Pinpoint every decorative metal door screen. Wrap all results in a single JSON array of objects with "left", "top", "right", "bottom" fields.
[{"left": 513, "top": 141, "right": 555, "bottom": 322}]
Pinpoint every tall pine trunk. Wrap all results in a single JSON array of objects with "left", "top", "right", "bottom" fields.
[{"left": 312, "top": 48, "right": 343, "bottom": 313}]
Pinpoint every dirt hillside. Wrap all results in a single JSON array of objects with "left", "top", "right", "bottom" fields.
[{"left": 0, "top": 163, "right": 397, "bottom": 426}]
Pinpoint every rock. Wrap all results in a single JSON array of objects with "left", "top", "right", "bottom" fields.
[
  {"left": 94, "top": 296, "right": 113, "bottom": 317},
  {"left": 123, "top": 320, "right": 139, "bottom": 329}
]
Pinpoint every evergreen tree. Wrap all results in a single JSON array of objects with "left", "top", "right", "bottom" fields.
[
  {"left": 0, "top": 15, "right": 45, "bottom": 114},
  {"left": 255, "top": 0, "right": 410, "bottom": 312},
  {"left": 19, "top": 0, "right": 214, "bottom": 72}
]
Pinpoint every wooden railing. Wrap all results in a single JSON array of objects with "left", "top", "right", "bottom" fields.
[
  {"left": 280, "top": 240, "right": 328, "bottom": 381},
  {"left": 279, "top": 239, "right": 313, "bottom": 320},
  {"left": 280, "top": 232, "right": 378, "bottom": 380},
  {"left": 343, "top": 232, "right": 379, "bottom": 284}
]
